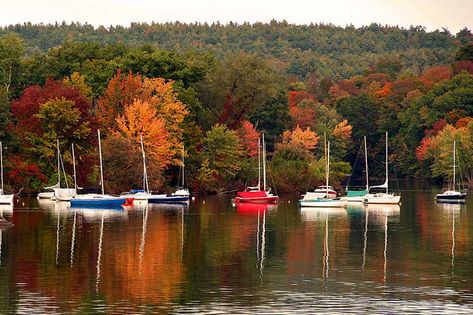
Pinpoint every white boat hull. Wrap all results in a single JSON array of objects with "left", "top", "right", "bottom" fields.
[
  {"left": 0, "top": 194, "right": 14, "bottom": 205},
  {"left": 340, "top": 196, "right": 365, "bottom": 202},
  {"left": 299, "top": 199, "right": 347, "bottom": 208},
  {"left": 363, "top": 193, "right": 401, "bottom": 204}
]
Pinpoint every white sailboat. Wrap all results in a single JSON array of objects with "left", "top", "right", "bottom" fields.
[
  {"left": 0, "top": 142, "right": 14, "bottom": 205},
  {"left": 127, "top": 136, "right": 190, "bottom": 204},
  {"left": 341, "top": 136, "right": 370, "bottom": 202},
  {"left": 363, "top": 132, "right": 401, "bottom": 204},
  {"left": 70, "top": 129, "right": 129, "bottom": 209},
  {"left": 299, "top": 140, "right": 347, "bottom": 208},
  {"left": 38, "top": 139, "right": 77, "bottom": 201},
  {"left": 435, "top": 140, "right": 467, "bottom": 203}
]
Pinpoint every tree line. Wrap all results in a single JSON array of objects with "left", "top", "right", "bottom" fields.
[{"left": 0, "top": 23, "right": 472, "bottom": 194}]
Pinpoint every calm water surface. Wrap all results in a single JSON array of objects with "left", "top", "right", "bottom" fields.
[{"left": 0, "top": 182, "right": 472, "bottom": 314}]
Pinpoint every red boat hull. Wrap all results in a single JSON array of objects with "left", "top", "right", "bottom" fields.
[{"left": 234, "top": 196, "right": 279, "bottom": 204}]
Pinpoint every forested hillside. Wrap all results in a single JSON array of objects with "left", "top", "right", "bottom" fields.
[
  {"left": 0, "top": 22, "right": 472, "bottom": 194},
  {"left": 0, "top": 22, "right": 468, "bottom": 79}
]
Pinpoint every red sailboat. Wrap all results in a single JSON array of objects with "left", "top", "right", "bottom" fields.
[{"left": 234, "top": 134, "right": 279, "bottom": 204}]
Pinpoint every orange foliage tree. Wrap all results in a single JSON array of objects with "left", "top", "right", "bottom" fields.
[
  {"left": 98, "top": 71, "right": 189, "bottom": 166},
  {"left": 282, "top": 125, "right": 319, "bottom": 152},
  {"left": 115, "top": 99, "right": 171, "bottom": 170}
]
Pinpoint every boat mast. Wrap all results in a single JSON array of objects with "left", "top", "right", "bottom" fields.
[
  {"left": 98, "top": 129, "right": 104, "bottom": 195},
  {"left": 385, "top": 131, "right": 389, "bottom": 194},
  {"left": 57, "top": 139, "right": 61, "bottom": 188},
  {"left": 140, "top": 133, "right": 149, "bottom": 193},
  {"left": 453, "top": 140, "right": 456, "bottom": 191},
  {"left": 326, "top": 141, "right": 330, "bottom": 198},
  {"left": 0, "top": 142, "right": 3, "bottom": 194},
  {"left": 257, "top": 138, "right": 261, "bottom": 190},
  {"left": 72, "top": 143, "right": 77, "bottom": 190},
  {"left": 181, "top": 146, "right": 185, "bottom": 188},
  {"left": 262, "top": 134, "right": 266, "bottom": 192},
  {"left": 364, "top": 136, "right": 369, "bottom": 192}
]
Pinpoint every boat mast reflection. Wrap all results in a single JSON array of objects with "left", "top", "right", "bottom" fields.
[
  {"left": 362, "top": 208, "right": 368, "bottom": 272},
  {"left": 322, "top": 214, "right": 329, "bottom": 280},
  {"left": 139, "top": 205, "right": 149, "bottom": 271},
  {"left": 96, "top": 212, "right": 104, "bottom": 293},
  {"left": 255, "top": 209, "right": 266, "bottom": 284},
  {"left": 363, "top": 204, "right": 400, "bottom": 284},
  {"left": 70, "top": 209, "right": 77, "bottom": 268}
]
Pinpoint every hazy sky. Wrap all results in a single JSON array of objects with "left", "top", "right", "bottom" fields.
[{"left": 1, "top": 0, "right": 472, "bottom": 33}]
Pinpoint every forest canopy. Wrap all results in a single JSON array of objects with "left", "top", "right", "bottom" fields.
[{"left": 0, "top": 22, "right": 472, "bottom": 193}]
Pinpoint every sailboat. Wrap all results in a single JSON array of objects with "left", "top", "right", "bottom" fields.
[
  {"left": 0, "top": 142, "right": 14, "bottom": 205},
  {"left": 299, "top": 140, "right": 347, "bottom": 208},
  {"left": 435, "top": 140, "right": 467, "bottom": 203},
  {"left": 70, "top": 130, "right": 130, "bottom": 209},
  {"left": 147, "top": 145, "right": 190, "bottom": 204},
  {"left": 38, "top": 140, "right": 77, "bottom": 201},
  {"left": 234, "top": 134, "right": 279, "bottom": 204},
  {"left": 125, "top": 135, "right": 190, "bottom": 204},
  {"left": 363, "top": 132, "right": 401, "bottom": 204},
  {"left": 341, "top": 136, "right": 370, "bottom": 202}
]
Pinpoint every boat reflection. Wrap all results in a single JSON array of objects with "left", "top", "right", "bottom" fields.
[
  {"left": 236, "top": 202, "right": 277, "bottom": 215},
  {"left": 74, "top": 208, "right": 128, "bottom": 222},
  {"left": 437, "top": 202, "right": 462, "bottom": 272},
  {"left": 364, "top": 204, "right": 400, "bottom": 224},
  {"left": 0, "top": 204, "right": 13, "bottom": 218},
  {"left": 300, "top": 207, "right": 346, "bottom": 221},
  {"left": 37, "top": 198, "right": 70, "bottom": 213}
]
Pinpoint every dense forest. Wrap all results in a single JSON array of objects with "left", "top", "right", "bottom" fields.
[{"left": 0, "top": 22, "right": 472, "bottom": 194}]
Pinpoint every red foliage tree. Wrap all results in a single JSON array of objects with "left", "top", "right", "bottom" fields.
[
  {"left": 238, "top": 120, "right": 261, "bottom": 157},
  {"left": 96, "top": 70, "right": 143, "bottom": 129},
  {"left": 11, "top": 79, "right": 93, "bottom": 137},
  {"left": 452, "top": 60, "right": 473, "bottom": 75},
  {"left": 420, "top": 66, "right": 453, "bottom": 88}
]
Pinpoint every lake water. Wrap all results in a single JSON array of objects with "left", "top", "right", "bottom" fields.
[{"left": 0, "top": 182, "right": 472, "bottom": 314}]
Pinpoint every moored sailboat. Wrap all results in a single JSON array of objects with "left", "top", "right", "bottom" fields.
[
  {"left": 363, "top": 132, "right": 401, "bottom": 205},
  {"left": 234, "top": 134, "right": 279, "bottom": 204},
  {"left": 38, "top": 140, "right": 77, "bottom": 201},
  {"left": 0, "top": 142, "right": 14, "bottom": 205},
  {"left": 299, "top": 140, "right": 347, "bottom": 208},
  {"left": 70, "top": 130, "right": 130, "bottom": 209},
  {"left": 341, "top": 136, "right": 370, "bottom": 202},
  {"left": 435, "top": 140, "right": 467, "bottom": 203}
]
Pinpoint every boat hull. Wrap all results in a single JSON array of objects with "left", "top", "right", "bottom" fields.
[
  {"left": 234, "top": 196, "right": 279, "bottom": 204},
  {"left": 0, "top": 194, "right": 14, "bottom": 205},
  {"left": 340, "top": 196, "right": 365, "bottom": 202},
  {"left": 363, "top": 193, "right": 401, "bottom": 204},
  {"left": 299, "top": 199, "right": 347, "bottom": 208},
  {"left": 435, "top": 194, "right": 466, "bottom": 203},
  {"left": 148, "top": 195, "right": 190, "bottom": 204},
  {"left": 70, "top": 195, "right": 128, "bottom": 209}
]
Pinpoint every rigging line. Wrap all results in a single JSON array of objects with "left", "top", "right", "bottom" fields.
[
  {"left": 59, "top": 150, "right": 69, "bottom": 189},
  {"left": 268, "top": 166, "right": 278, "bottom": 197},
  {"left": 392, "top": 160, "right": 401, "bottom": 192},
  {"left": 346, "top": 141, "right": 363, "bottom": 191}
]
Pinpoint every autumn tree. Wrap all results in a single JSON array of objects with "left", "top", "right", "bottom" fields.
[
  {"left": 114, "top": 99, "right": 171, "bottom": 174},
  {"left": 238, "top": 120, "right": 260, "bottom": 157},
  {"left": 282, "top": 125, "right": 319, "bottom": 152}
]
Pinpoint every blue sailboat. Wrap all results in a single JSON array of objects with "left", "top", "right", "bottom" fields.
[{"left": 70, "top": 130, "right": 129, "bottom": 209}]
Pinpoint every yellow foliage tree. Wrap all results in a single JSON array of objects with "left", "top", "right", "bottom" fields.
[
  {"left": 282, "top": 125, "right": 319, "bottom": 151},
  {"left": 140, "top": 78, "right": 189, "bottom": 164},
  {"left": 332, "top": 119, "right": 352, "bottom": 141},
  {"left": 63, "top": 72, "right": 92, "bottom": 101}
]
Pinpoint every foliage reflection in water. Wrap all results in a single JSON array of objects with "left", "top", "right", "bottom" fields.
[{"left": 0, "top": 184, "right": 472, "bottom": 313}]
